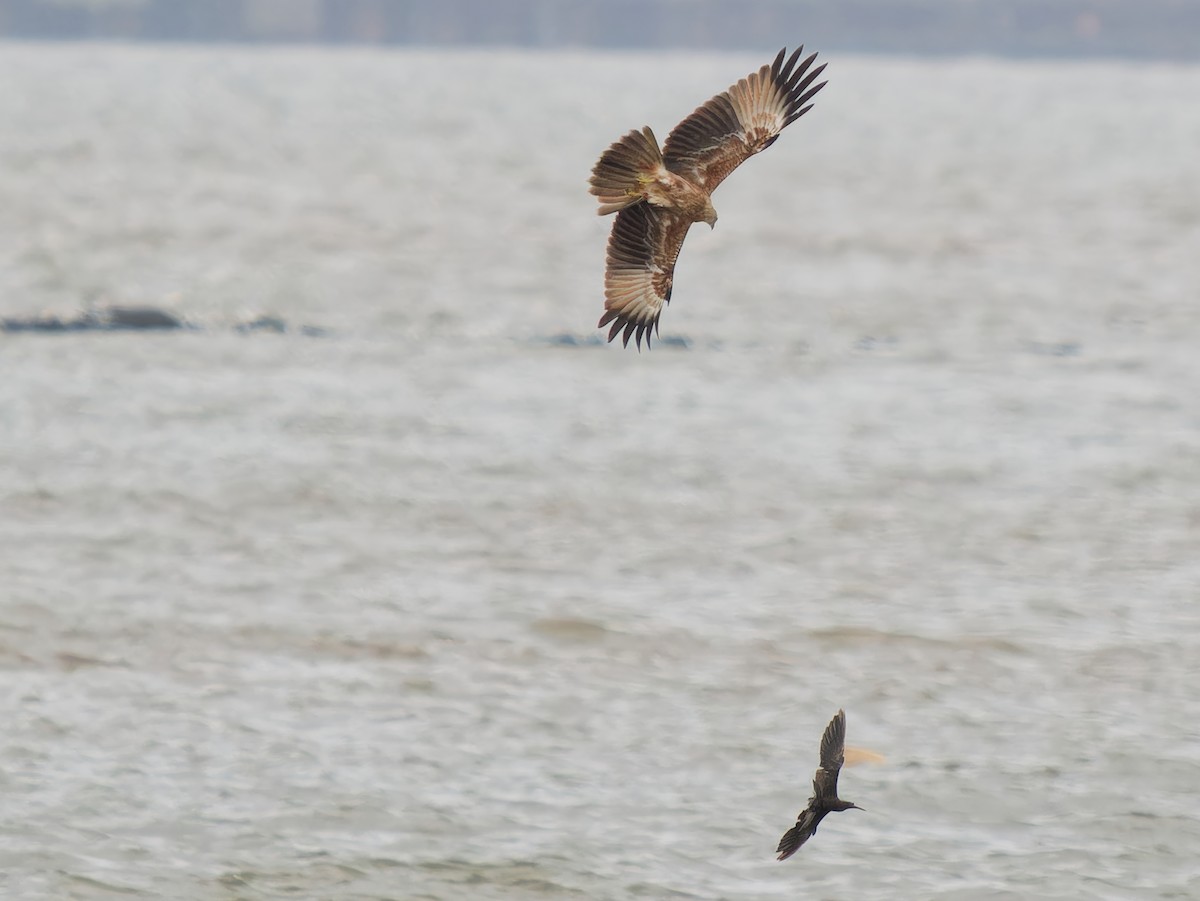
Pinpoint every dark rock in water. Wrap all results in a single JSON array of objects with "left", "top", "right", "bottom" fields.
[
  {"left": 233, "top": 316, "right": 330, "bottom": 337},
  {"left": 1, "top": 314, "right": 73, "bottom": 332},
  {"left": 2, "top": 305, "right": 184, "bottom": 333},
  {"left": 235, "top": 314, "right": 289, "bottom": 334},
  {"left": 98, "top": 306, "right": 184, "bottom": 330},
  {"left": 2, "top": 305, "right": 327, "bottom": 336}
]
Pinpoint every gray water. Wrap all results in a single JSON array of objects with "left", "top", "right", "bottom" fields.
[{"left": 2, "top": 42, "right": 1200, "bottom": 900}]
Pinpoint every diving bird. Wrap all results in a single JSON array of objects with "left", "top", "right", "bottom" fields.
[
  {"left": 776, "top": 708, "right": 862, "bottom": 860},
  {"left": 589, "top": 46, "right": 827, "bottom": 349}
]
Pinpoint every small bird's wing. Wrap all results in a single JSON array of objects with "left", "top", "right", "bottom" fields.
[
  {"left": 775, "top": 805, "right": 819, "bottom": 861},
  {"left": 661, "top": 47, "right": 826, "bottom": 195},
  {"left": 813, "top": 708, "right": 847, "bottom": 802},
  {"left": 598, "top": 202, "right": 693, "bottom": 349},
  {"left": 820, "top": 709, "right": 846, "bottom": 773}
]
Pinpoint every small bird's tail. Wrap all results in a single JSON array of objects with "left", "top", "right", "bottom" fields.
[{"left": 589, "top": 126, "right": 663, "bottom": 216}]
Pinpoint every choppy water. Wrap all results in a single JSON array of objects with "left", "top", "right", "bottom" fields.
[{"left": 2, "top": 42, "right": 1200, "bottom": 900}]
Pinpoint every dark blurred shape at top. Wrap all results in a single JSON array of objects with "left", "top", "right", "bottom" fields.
[{"left": 2, "top": 0, "right": 1199, "bottom": 61}]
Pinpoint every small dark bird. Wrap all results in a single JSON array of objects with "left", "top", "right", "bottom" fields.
[{"left": 776, "top": 708, "right": 862, "bottom": 860}]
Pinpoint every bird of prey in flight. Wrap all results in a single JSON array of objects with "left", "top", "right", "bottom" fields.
[{"left": 589, "top": 47, "right": 827, "bottom": 349}]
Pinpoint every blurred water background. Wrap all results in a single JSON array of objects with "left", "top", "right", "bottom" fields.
[{"left": 1, "top": 42, "right": 1199, "bottom": 899}]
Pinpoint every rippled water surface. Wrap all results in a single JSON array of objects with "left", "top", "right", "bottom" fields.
[{"left": 2, "top": 43, "right": 1199, "bottom": 900}]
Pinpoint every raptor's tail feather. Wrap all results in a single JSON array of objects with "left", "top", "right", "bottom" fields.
[{"left": 589, "top": 126, "right": 663, "bottom": 215}]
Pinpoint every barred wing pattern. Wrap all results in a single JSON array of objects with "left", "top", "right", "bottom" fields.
[
  {"left": 598, "top": 202, "right": 692, "bottom": 350},
  {"left": 662, "top": 47, "right": 827, "bottom": 193}
]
